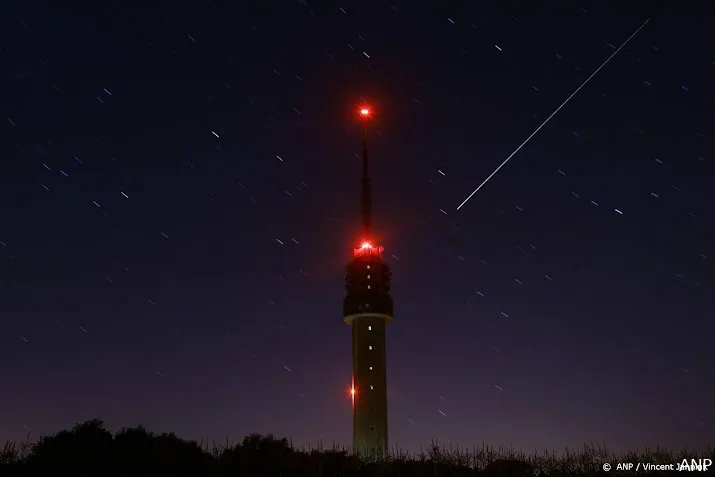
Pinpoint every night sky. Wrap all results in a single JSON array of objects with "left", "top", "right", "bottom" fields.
[{"left": 2, "top": 1, "right": 713, "bottom": 456}]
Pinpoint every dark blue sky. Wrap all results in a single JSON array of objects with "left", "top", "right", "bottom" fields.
[{"left": 1, "top": 0, "right": 713, "bottom": 455}]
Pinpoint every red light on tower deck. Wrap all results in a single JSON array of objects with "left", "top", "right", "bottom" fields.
[
  {"left": 359, "top": 108, "right": 370, "bottom": 118},
  {"left": 354, "top": 240, "right": 383, "bottom": 259}
]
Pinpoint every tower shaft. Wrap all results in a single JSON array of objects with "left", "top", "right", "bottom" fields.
[
  {"left": 350, "top": 315, "right": 388, "bottom": 457},
  {"left": 344, "top": 257, "right": 392, "bottom": 459}
]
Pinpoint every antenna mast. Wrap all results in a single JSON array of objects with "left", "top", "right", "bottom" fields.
[{"left": 359, "top": 108, "right": 372, "bottom": 237}]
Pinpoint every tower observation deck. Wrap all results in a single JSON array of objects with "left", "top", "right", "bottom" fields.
[{"left": 343, "top": 107, "right": 393, "bottom": 459}]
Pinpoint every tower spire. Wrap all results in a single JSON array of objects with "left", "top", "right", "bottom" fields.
[{"left": 359, "top": 107, "right": 372, "bottom": 237}]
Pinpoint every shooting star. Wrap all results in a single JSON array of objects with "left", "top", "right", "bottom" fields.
[{"left": 456, "top": 18, "right": 651, "bottom": 210}]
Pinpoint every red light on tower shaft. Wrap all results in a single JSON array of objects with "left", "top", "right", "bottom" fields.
[{"left": 350, "top": 376, "right": 356, "bottom": 409}]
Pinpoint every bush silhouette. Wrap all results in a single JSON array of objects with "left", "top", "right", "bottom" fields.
[
  {"left": 113, "top": 425, "right": 213, "bottom": 475},
  {"left": 26, "top": 419, "right": 114, "bottom": 472},
  {"left": 1, "top": 419, "right": 713, "bottom": 476}
]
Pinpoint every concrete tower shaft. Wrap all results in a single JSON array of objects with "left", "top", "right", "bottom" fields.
[{"left": 343, "top": 250, "right": 393, "bottom": 459}]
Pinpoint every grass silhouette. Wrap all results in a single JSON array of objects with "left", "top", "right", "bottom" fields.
[{"left": 0, "top": 419, "right": 712, "bottom": 476}]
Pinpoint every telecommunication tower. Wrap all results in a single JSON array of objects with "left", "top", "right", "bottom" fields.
[{"left": 343, "top": 106, "right": 393, "bottom": 459}]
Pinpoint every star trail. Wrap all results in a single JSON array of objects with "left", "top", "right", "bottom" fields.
[
  {"left": 456, "top": 17, "right": 651, "bottom": 210},
  {"left": 1, "top": 0, "right": 713, "bottom": 457}
]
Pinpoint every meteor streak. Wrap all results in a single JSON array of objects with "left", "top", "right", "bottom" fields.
[{"left": 457, "top": 18, "right": 651, "bottom": 211}]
